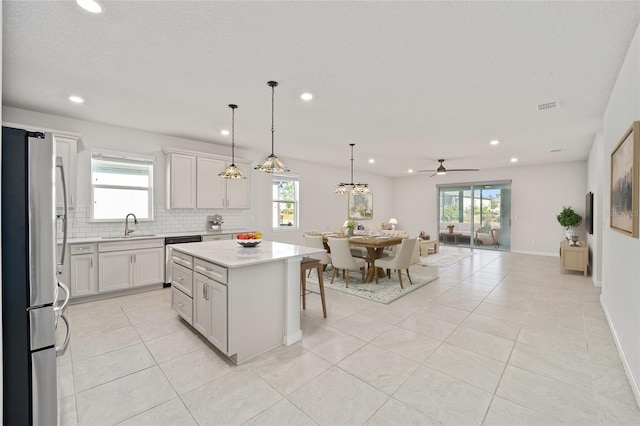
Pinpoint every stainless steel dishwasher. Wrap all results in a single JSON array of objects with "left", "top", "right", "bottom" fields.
[{"left": 164, "top": 235, "right": 202, "bottom": 285}]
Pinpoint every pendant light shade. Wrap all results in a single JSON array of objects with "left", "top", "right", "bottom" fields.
[
  {"left": 219, "top": 104, "right": 246, "bottom": 179},
  {"left": 255, "top": 80, "right": 290, "bottom": 173},
  {"left": 335, "top": 143, "right": 370, "bottom": 195}
]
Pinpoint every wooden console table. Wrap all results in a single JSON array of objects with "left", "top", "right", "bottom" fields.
[
  {"left": 440, "top": 232, "right": 462, "bottom": 245},
  {"left": 560, "top": 240, "right": 588, "bottom": 276}
]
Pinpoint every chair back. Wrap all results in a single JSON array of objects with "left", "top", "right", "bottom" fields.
[
  {"left": 395, "top": 238, "right": 418, "bottom": 269},
  {"left": 491, "top": 228, "right": 502, "bottom": 245},
  {"left": 327, "top": 237, "right": 359, "bottom": 270},
  {"left": 303, "top": 234, "right": 331, "bottom": 265}
]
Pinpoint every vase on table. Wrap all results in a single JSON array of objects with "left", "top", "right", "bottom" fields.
[{"left": 347, "top": 229, "right": 354, "bottom": 237}]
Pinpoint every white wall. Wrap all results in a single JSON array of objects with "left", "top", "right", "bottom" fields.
[
  {"left": 393, "top": 161, "right": 587, "bottom": 256},
  {"left": 1, "top": 2, "right": 4, "bottom": 413},
  {"left": 599, "top": 21, "right": 640, "bottom": 405},
  {"left": 2, "top": 106, "right": 395, "bottom": 247},
  {"left": 587, "top": 133, "right": 604, "bottom": 286}
]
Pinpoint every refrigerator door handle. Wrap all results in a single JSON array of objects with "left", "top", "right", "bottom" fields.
[
  {"left": 54, "top": 281, "right": 70, "bottom": 320},
  {"left": 56, "top": 157, "right": 68, "bottom": 275},
  {"left": 55, "top": 313, "right": 71, "bottom": 357}
]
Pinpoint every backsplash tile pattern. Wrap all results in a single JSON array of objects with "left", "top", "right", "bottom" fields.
[{"left": 62, "top": 205, "right": 249, "bottom": 239}]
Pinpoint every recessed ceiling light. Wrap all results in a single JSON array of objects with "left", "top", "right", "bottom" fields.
[
  {"left": 490, "top": 140, "right": 500, "bottom": 146},
  {"left": 76, "top": 0, "right": 103, "bottom": 13},
  {"left": 300, "top": 93, "right": 313, "bottom": 101},
  {"left": 220, "top": 130, "right": 230, "bottom": 136},
  {"left": 68, "top": 95, "right": 84, "bottom": 104},
  {"left": 510, "top": 157, "right": 518, "bottom": 163},
  {"left": 408, "top": 169, "right": 414, "bottom": 173},
  {"left": 368, "top": 159, "right": 375, "bottom": 164}
]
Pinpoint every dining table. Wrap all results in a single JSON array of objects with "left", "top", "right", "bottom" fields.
[{"left": 321, "top": 234, "right": 404, "bottom": 283}]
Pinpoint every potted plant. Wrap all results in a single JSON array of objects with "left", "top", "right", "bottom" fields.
[
  {"left": 556, "top": 206, "right": 582, "bottom": 241},
  {"left": 447, "top": 224, "right": 455, "bottom": 234},
  {"left": 345, "top": 220, "right": 356, "bottom": 236}
]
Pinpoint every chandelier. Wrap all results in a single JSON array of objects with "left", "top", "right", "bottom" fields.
[
  {"left": 255, "top": 81, "right": 290, "bottom": 173},
  {"left": 219, "top": 104, "right": 246, "bottom": 179},
  {"left": 335, "top": 143, "right": 370, "bottom": 195}
]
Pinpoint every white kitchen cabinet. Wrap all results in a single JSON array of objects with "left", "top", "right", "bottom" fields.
[
  {"left": 165, "top": 149, "right": 250, "bottom": 210},
  {"left": 193, "top": 272, "right": 228, "bottom": 352},
  {"left": 54, "top": 134, "right": 78, "bottom": 210},
  {"left": 225, "top": 162, "right": 251, "bottom": 209},
  {"left": 196, "top": 157, "right": 225, "bottom": 209},
  {"left": 167, "top": 153, "right": 196, "bottom": 209},
  {"left": 99, "top": 251, "right": 134, "bottom": 292},
  {"left": 69, "top": 243, "right": 98, "bottom": 297},
  {"left": 98, "top": 239, "right": 164, "bottom": 292}
]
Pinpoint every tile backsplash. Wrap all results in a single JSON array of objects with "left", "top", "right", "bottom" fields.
[{"left": 61, "top": 205, "right": 249, "bottom": 239}]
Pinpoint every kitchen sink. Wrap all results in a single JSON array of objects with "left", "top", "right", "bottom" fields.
[{"left": 101, "top": 234, "right": 157, "bottom": 239}]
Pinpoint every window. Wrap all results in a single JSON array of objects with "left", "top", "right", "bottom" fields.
[
  {"left": 272, "top": 174, "right": 299, "bottom": 229},
  {"left": 91, "top": 150, "right": 154, "bottom": 221}
]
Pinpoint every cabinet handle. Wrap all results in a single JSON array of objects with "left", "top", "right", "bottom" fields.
[
  {"left": 90, "top": 258, "right": 93, "bottom": 268},
  {"left": 205, "top": 284, "right": 209, "bottom": 300},
  {"left": 177, "top": 302, "right": 184, "bottom": 308},
  {"left": 177, "top": 276, "right": 183, "bottom": 281},
  {"left": 203, "top": 283, "right": 206, "bottom": 299},
  {"left": 134, "top": 253, "right": 137, "bottom": 263}
]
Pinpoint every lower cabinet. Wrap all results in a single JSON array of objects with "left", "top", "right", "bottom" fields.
[
  {"left": 193, "top": 272, "right": 228, "bottom": 352},
  {"left": 98, "top": 239, "right": 164, "bottom": 293},
  {"left": 69, "top": 243, "right": 98, "bottom": 297}
]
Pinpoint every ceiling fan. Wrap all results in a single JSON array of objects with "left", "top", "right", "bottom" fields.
[{"left": 417, "top": 159, "right": 480, "bottom": 177}]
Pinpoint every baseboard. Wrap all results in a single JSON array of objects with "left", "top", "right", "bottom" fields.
[
  {"left": 601, "top": 294, "right": 640, "bottom": 408},
  {"left": 510, "top": 249, "right": 558, "bottom": 257}
]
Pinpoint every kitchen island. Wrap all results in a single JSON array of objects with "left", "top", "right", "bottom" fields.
[{"left": 170, "top": 239, "right": 324, "bottom": 364}]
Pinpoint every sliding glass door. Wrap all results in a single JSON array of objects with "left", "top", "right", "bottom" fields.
[{"left": 437, "top": 181, "right": 511, "bottom": 251}]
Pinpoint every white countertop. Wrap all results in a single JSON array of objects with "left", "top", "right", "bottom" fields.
[
  {"left": 62, "top": 229, "right": 254, "bottom": 245},
  {"left": 172, "top": 240, "right": 325, "bottom": 268}
]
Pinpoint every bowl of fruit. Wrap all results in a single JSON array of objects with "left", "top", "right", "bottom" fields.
[{"left": 236, "top": 232, "right": 263, "bottom": 247}]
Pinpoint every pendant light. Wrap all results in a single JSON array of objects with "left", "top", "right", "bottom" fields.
[
  {"left": 219, "top": 104, "right": 246, "bottom": 179},
  {"left": 255, "top": 80, "right": 290, "bottom": 173},
  {"left": 335, "top": 143, "right": 370, "bottom": 195}
]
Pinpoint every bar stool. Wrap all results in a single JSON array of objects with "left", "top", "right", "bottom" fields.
[{"left": 300, "top": 257, "right": 327, "bottom": 318}]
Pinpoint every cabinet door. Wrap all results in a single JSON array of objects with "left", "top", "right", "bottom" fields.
[
  {"left": 133, "top": 248, "right": 164, "bottom": 286},
  {"left": 54, "top": 135, "right": 78, "bottom": 209},
  {"left": 70, "top": 254, "right": 97, "bottom": 297},
  {"left": 99, "top": 251, "right": 134, "bottom": 292},
  {"left": 193, "top": 274, "right": 211, "bottom": 337},
  {"left": 225, "top": 163, "right": 250, "bottom": 209},
  {"left": 196, "top": 157, "right": 225, "bottom": 209},
  {"left": 208, "top": 280, "right": 228, "bottom": 352},
  {"left": 169, "top": 154, "right": 196, "bottom": 208}
]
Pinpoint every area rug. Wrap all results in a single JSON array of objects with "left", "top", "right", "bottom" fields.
[
  {"left": 306, "top": 268, "right": 438, "bottom": 305},
  {"left": 419, "top": 250, "right": 475, "bottom": 269}
]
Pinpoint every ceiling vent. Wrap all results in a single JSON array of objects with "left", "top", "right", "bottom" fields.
[{"left": 537, "top": 101, "right": 558, "bottom": 111}]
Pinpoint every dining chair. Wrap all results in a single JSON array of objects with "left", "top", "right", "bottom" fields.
[
  {"left": 491, "top": 228, "right": 502, "bottom": 248},
  {"left": 327, "top": 237, "right": 366, "bottom": 288},
  {"left": 302, "top": 234, "right": 332, "bottom": 279},
  {"left": 374, "top": 238, "right": 417, "bottom": 289}
]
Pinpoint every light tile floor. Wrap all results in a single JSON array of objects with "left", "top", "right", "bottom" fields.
[{"left": 58, "top": 248, "right": 640, "bottom": 425}]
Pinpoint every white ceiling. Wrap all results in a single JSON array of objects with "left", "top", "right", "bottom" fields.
[{"left": 4, "top": 1, "right": 640, "bottom": 177}]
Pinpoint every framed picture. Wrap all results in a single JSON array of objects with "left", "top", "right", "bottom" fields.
[
  {"left": 348, "top": 193, "right": 373, "bottom": 220},
  {"left": 610, "top": 121, "right": 639, "bottom": 237}
]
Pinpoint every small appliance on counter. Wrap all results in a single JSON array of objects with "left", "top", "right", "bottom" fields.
[{"left": 208, "top": 214, "right": 224, "bottom": 230}]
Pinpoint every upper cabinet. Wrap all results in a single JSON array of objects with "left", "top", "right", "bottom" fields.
[
  {"left": 54, "top": 134, "right": 79, "bottom": 210},
  {"left": 165, "top": 149, "right": 250, "bottom": 210}
]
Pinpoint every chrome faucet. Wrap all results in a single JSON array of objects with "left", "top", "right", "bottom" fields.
[{"left": 124, "top": 213, "right": 138, "bottom": 237}]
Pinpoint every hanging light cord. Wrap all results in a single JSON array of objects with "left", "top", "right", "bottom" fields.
[
  {"left": 231, "top": 104, "right": 236, "bottom": 163},
  {"left": 269, "top": 81, "right": 277, "bottom": 156},
  {"left": 350, "top": 143, "right": 355, "bottom": 184}
]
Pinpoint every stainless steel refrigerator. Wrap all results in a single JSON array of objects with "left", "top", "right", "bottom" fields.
[{"left": 2, "top": 126, "right": 71, "bottom": 425}]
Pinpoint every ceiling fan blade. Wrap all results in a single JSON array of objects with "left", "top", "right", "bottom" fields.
[
  {"left": 447, "top": 168, "right": 480, "bottom": 172},
  {"left": 416, "top": 169, "right": 437, "bottom": 173},
  {"left": 430, "top": 172, "right": 438, "bottom": 178}
]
